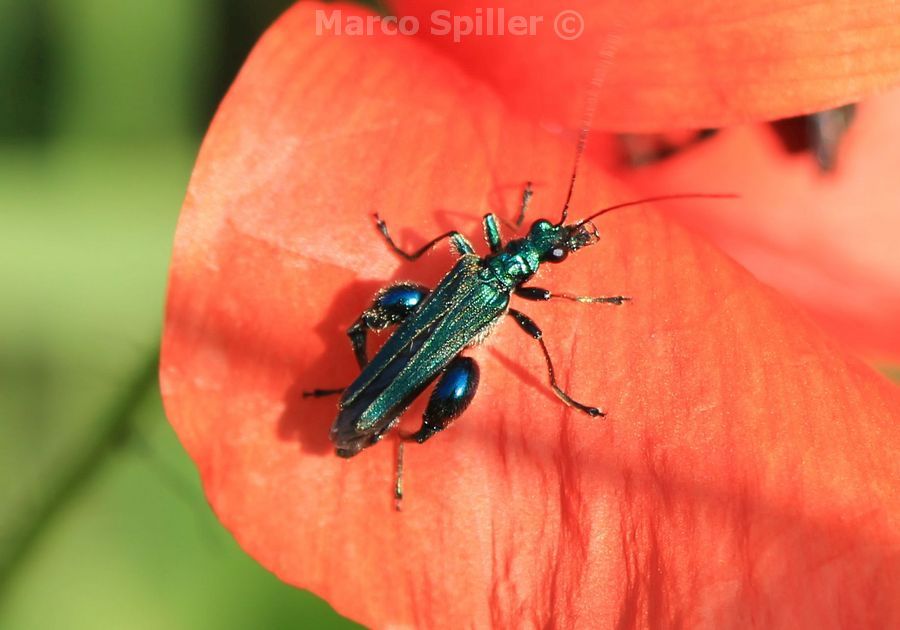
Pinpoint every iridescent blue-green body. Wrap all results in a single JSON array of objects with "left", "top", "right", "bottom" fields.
[{"left": 305, "top": 185, "right": 631, "bottom": 459}]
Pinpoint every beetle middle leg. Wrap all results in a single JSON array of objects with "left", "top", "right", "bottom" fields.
[{"left": 508, "top": 309, "right": 605, "bottom": 417}]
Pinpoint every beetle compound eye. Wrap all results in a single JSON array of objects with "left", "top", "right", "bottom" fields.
[
  {"left": 529, "top": 219, "right": 552, "bottom": 235},
  {"left": 545, "top": 247, "right": 568, "bottom": 263}
]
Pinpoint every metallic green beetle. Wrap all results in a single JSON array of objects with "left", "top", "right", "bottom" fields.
[{"left": 304, "top": 181, "right": 723, "bottom": 458}]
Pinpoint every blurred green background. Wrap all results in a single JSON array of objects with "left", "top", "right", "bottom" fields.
[{"left": 0, "top": 1, "right": 361, "bottom": 627}]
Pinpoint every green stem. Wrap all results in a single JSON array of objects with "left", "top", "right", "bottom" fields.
[{"left": 0, "top": 349, "right": 160, "bottom": 597}]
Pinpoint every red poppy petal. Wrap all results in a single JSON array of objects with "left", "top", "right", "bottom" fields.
[
  {"left": 389, "top": 0, "right": 900, "bottom": 131},
  {"left": 161, "top": 4, "right": 900, "bottom": 627},
  {"left": 616, "top": 89, "right": 900, "bottom": 363}
]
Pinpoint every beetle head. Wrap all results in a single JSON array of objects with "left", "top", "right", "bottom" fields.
[{"left": 528, "top": 218, "right": 600, "bottom": 264}]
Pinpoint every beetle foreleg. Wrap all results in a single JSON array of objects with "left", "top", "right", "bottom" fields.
[
  {"left": 515, "top": 181, "right": 533, "bottom": 228},
  {"left": 405, "top": 355, "right": 480, "bottom": 444},
  {"left": 508, "top": 309, "right": 605, "bottom": 418},
  {"left": 483, "top": 213, "right": 503, "bottom": 253},
  {"left": 493, "top": 182, "right": 534, "bottom": 235},
  {"left": 347, "top": 282, "right": 430, "bottom": 368},
  {"left": 516, "top": 286, "right": 630, "bottom": 305}
]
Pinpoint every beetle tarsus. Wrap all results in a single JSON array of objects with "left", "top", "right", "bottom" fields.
[
  {"left": 394, "top": 441, "right": 404, "bottom": 512},
  {"left": 302, "top": 388, "right": 344, "bottom": 398}
]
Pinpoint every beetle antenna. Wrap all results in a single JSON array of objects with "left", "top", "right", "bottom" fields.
[
  {"left": 576, "top": 193, "right": 740, "bottom": 226},
  {"left": 558, "top": 22, "right": 625, "bottom": 227}
]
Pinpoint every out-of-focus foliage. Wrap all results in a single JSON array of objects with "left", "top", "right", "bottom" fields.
[{"left": 0, "top": 1, "right": 358, "bottom": 627}]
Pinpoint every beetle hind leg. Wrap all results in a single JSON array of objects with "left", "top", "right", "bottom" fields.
[
  {"left": 405, "top": 355, "right": 480, "bottom": 444},
  {"left": 347, "top": 282, "right": 430, "bottom": 368},
  {"left": 304, "top": 283, "right": 430, "bottom": 397}
]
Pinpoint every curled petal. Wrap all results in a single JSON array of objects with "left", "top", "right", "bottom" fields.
[
  {"left": 618, "top": 89, "right": 900, "bottom": 363},
  {"left": 391, "top": 0, "right": 900, "bottom": 131},
  {"left": 161, "top": 4, "right": 900, "bottom": 627}
]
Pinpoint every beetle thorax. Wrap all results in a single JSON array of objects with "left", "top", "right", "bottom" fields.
[{"left": 482, "top": 238, "right": 541, "bottom": 290}]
